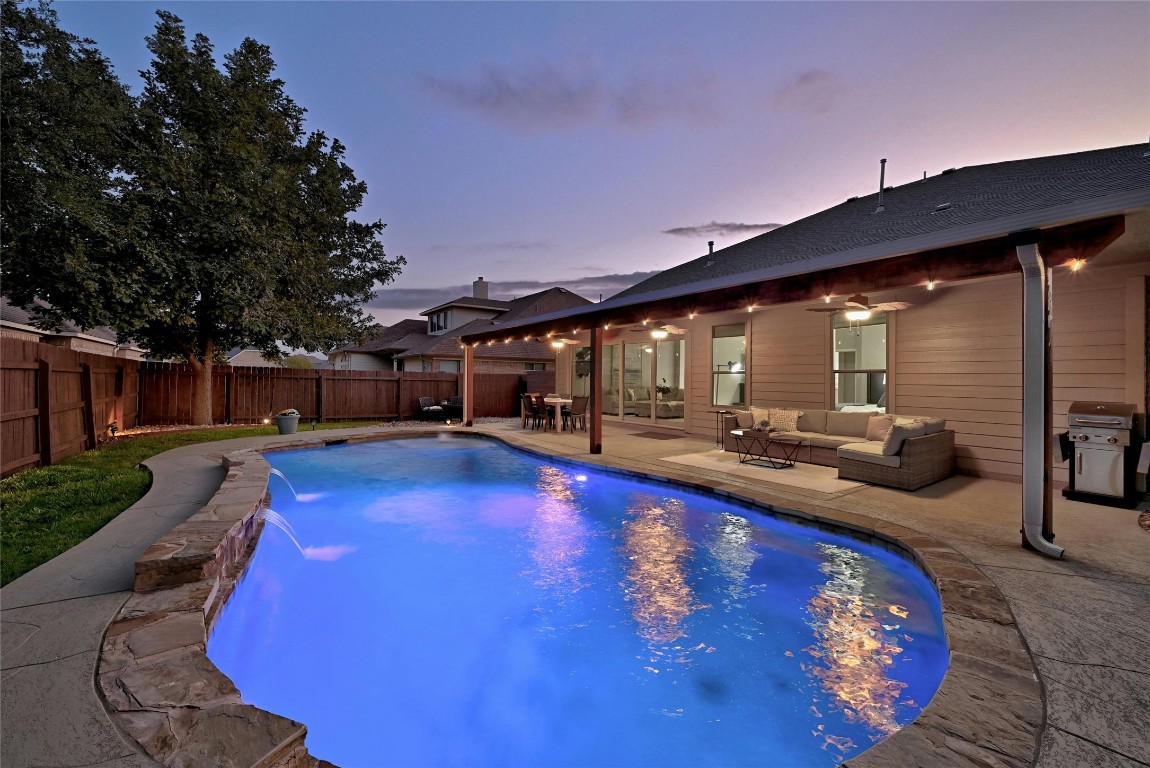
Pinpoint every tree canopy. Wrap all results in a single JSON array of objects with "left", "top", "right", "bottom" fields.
[
  {"left": 2, "top": 4, "right": 404, "bottom": 422},
  {"left": 1, "top": 0, "right": 135, "bottom": 329}
]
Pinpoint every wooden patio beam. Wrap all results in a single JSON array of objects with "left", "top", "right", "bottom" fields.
[{"left": 458, "top": 215, "right": 1126, "bottom": 344}]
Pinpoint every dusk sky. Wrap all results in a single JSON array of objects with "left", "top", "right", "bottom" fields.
[{"left": 55, "top": 1, "right": 1149, "bottom": 327}]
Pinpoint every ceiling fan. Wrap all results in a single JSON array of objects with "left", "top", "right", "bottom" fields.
[
  {"left": 806, "top": 293, "right": 912, "bottom": 318},
  {"left": 627, "top": 321, "right": 686, "bottom": 339}
]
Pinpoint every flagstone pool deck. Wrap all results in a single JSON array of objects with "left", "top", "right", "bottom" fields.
[{"left": 2, "top": 421, "right": 1147, "bottom": 767}]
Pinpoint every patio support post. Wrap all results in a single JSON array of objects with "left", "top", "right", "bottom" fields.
[
  {"left": 1016, "top": 237, "right": 1063, "bottom": 558},
  {"left": 589, "top": 326, "right": 602, "bottom": 454},
  {"left": 463, "top": 344, "right": 475, "bottom": 426}
]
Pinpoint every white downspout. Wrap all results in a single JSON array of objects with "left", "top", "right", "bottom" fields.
[{"left": 1016, "top": 240, "right": 1065, "bottom": 558}]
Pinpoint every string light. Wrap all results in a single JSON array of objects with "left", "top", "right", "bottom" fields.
[{"left": 926, "top": 280, "right": 936, "bottom": 291}]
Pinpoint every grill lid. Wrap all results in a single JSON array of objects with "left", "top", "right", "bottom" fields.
[{"left": 1067, "top": 401, "right": 1135, "bottom": 429}]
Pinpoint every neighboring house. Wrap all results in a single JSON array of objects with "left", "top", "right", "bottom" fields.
[
  {"left": 329, "top": 319, "right": 428, "bottom": 371},
  {"left": 331, "top": 277, "right": 593, "bottom": 373},
  {"left": 458, "top": 143, "right": 1149, "bottom": 493},
  {"left": 0, "top": 296, "right": 145, "bottom": 359},
  {"left": 223, "top": 348, "right": 331, "bottom": 369}
]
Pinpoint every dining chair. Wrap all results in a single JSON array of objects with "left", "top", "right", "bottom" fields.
[
  {"left": 533, "top": 394, "right": 555, "bottom": 430},
  {"left": 521, "top": 394, "right": 540, "bottom": 429},
  {"left": 564, "top": 395, "right": 589, "bottom": 432}
]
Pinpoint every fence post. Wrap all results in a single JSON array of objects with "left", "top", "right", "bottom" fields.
[
  {"left": 113, "top": 364, "right": 124, "bottom": 431},
  {"left": 80, "top": 362, "right": 98, "bottom": 449},
  {"left": 224, "top": 369, "right": 234, "bottom": 425},
  {"left": 396, "top": 373, "right": 404, "bottom": 421},
  {"left": 316, "top": 370, "right": 327, "bottom": 423},
  {"left": 37, "top": 358, "right": 53, "bottom": 467}
]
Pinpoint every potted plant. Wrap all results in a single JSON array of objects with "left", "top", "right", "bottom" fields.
[{"left": 274, "top": 408, "right": 300, "bottom": 435}]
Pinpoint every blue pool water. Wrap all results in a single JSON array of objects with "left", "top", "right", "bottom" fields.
[{"left": 208, "top": 436, "right": 948, "bottom": 767}]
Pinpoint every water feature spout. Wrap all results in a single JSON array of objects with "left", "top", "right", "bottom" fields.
[
  {"left": 256, "top": 507, "right": 356, "bottom": 562},
  {"left": 269, "top": 468, "right": 322, "bottom": 502},
  {"left": 257, "top": 508, "right": 306, "bottom": 555}
]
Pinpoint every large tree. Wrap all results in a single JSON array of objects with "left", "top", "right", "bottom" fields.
[
  {"left": 3, "top": 8, "right": 404, "bottom": 424},
  {"left": 1, "top": 0, "right": 135, "bottom": 328}
]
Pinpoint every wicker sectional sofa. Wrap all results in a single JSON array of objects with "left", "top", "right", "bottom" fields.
[{"left": 722, "top": 407, "right": 955, "bottom": 490}]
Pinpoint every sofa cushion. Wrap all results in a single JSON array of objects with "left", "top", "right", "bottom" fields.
[
  {"left": 897, "top": 415, "right": 947, "bottom": 434},
  {"left": 769, "top": 408, "right": 802, "bottom": 432},
  {"left": 866, "top": 414, "right": 894, "bottom": 442},
  {"left": 826, "top": 410, "right": 876, "bottom": 438},
  {"left": 918, "top": 417, "right": 946, "bottom": 434},
  {"left": 807, "top": 433, "right": 862, "bottom": 449},
  {"left": 882, "top": 420, "right": 927, "bottom": 455},
  {"left": 796, "top": 409, "right": 828, "bottom": 434},
  {"left": 838, "top": 441, "right": 902, "bottom": 468},
  {"left": 731, "top": 409, "right": 754, "bottom": 429},
  {"left": 749, "top": 406, "right": 771, "bottom": 428}
]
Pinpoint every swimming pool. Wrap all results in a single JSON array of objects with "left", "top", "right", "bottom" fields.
[{"left": 208, "top": 436, "right": 948, "bottom": 767}]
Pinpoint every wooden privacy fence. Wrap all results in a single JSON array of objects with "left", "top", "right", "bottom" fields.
[
  {"left": 2, "top": 340, "right": 554, "bottom": 476},
  {"left": 1, "top": 338, "right": 140, "bottom": 476},
  {"left": 137, "top": 364, "right": 553, "bottom": 425}
]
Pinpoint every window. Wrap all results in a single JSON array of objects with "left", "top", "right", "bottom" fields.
[
  {"left": 712, "top": 324, "right": 746, "bottom": 406},
  {"left": 439, "top": 360, "right": 460, "bottom": 373},
  {"left": 832, "top": 314, "right": 887, "bottom": 410},
  {"left": 428, "top": 311, "right": 450, "bottom": 333},
  {"left": 524, "top": 362, "right": 545, "bottom": 371}
]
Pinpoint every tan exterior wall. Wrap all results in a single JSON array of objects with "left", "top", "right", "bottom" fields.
[
  {"left": 1, "top": 327, "right": 44, "bottom": 343},
  {"left": 646, "top": 253, "right": 1147, "bottom": 484},
  {"left": 330, "top": 352, "right": 389, "bottom": 371}
]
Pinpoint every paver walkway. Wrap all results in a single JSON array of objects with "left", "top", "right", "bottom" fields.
[{"left": 2, "top": 422, "right": 1147, "bottom": 767}]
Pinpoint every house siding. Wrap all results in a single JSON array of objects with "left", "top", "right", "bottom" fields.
[{"left": 332, "top": 352, "right": 389, "bottom": 371}]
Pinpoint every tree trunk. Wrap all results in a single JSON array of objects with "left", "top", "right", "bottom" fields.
[{"left": 188, "top": 352, "right": 214, "bottom": 425}]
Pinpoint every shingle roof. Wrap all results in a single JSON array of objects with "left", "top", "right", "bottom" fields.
[
  {"left": 419, "top": 297, "right": 511, "bottom": 316},
  {"left": 497, "top": 287, "right": 593, "bottom": 323},
  {"left": 331, "top": 319, "right": 428, "bottom": 353},
  {"left": 617, "top": 143, "right": 1150, "bottom": 299},
  {"left": 1, "top": 295, "right": 122, "bottom": 344},
  {"left": 398, "top": 318, "right": 558, "bottom": 360}
]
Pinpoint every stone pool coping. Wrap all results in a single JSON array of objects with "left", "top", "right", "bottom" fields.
[{"left": 97, "top": 429, "right": 1041, "bottom": 767}]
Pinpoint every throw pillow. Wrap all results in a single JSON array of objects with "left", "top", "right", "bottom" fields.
[
  {"left": 750, "top": 406, "right": 771, "bottom": 428},
  {"left": 755, "top": 419, "right": 771, "bottom": 431},
  {"left": 732, "top": 410, "right": 754, "bottom": 429},
  {"left": 881, "top": 420, "right": 927, "bottom": 456},
  {"left": 769, "top": 408, "right": 802, "bottom": 433},
  {"left": 866, "top": 414, "right": 894, "bottom": 442}
]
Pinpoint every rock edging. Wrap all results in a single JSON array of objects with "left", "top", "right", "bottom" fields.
[{"left": 98, "top": 444, "right": 333, "bottom": 768}]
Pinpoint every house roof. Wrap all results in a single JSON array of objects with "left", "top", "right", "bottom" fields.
[
  {"left": 459, "top": 142, "right": 1150, "bottom": 342},
  {"left": 397, "top": 318, "right": 560, "bottom": 360},
  {"left": 617, "top": 143, "right": 1150, "bottom": 299},
  {"left": 496, "top": 287, "right": 593, "bottom": 323},
  {"left": 331, "top": 319, "right": 427, "bottom": 354},
  {"left": 1, "top": 295, "right": 130, "bottom": 347},
  {"left": 419, "top": 297, "right": 510, "bottom": 316}
]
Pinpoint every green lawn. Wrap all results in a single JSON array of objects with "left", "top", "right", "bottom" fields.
[{"left": 0, "top": 422, "right": 383, "bottom": 586}]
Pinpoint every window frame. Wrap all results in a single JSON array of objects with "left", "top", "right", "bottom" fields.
[
  {"left": 831, "top": 313, "right": 888, "bottom": 410},
  {"left": 711, "top": 323, "right": 746, "bottom": 407}
]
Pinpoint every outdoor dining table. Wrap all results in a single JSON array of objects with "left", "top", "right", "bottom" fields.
[{"left": 542, "top": 396, "right": 572, "bottom": 432}]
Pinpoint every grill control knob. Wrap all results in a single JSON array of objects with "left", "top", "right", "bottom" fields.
[
  {"left": 1077, "top": 434, "right": 1089, "bottom": 441},
  {"left": 1107, "top": 436, "right": 1118, "bottom": 444}
]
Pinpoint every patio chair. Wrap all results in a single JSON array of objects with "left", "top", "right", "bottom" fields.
[
  {"left": 521, "top": 394, "right": 541, "bottom": 429},
  {"left": 415, "top": 396, "right": 445, "bottom": 421},
  {"left": 534, "top": 394, "right": 556, "bottom": 430},
  {"left": 564, "top": 395, "right": 589, "bottom": 432}
]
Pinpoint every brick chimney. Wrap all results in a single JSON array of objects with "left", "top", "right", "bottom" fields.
[{"left": 473, "top": 276, "right": 488, "bottom": 299}]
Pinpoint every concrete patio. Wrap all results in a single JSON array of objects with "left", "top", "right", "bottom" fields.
[{"left": 2, "top": 420, "right": 1147, "bottom": 767}]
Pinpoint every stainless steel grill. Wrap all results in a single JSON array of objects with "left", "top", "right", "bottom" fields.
[{"left": 1065, "top": 401, "right": 1139, "bottom": 507}]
